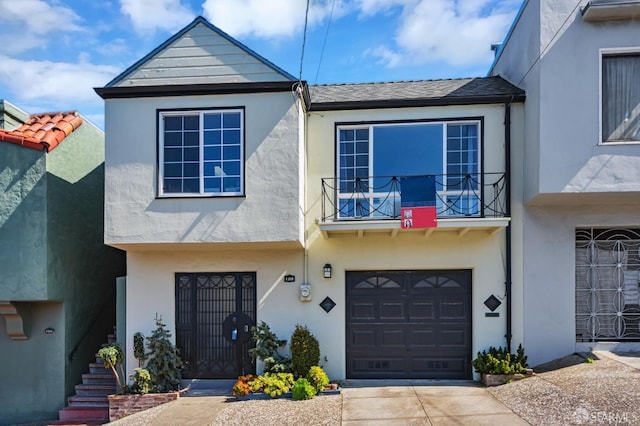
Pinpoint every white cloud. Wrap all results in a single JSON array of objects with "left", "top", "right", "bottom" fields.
[
  {"left": 202, "top": 0, "right": 345, "bottom": 39},
  {"left": 365, "top": 0, "right": 518, "bottom": 68},
  {"left": 0, "top": 54, "right": 120, "bottom": 105},
  {"left": 119, "top": 0, "right": 195, "bottom": 33},
  {"left": 0, "top": 0, "right": 84, "bottom": 53}
]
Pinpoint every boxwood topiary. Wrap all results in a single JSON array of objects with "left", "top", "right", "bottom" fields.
[{"left": 290, "top": 325, "right": 320, "bottom": 378}]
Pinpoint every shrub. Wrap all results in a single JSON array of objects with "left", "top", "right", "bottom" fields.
[
  {"left": 130, "top": 368, "right": 152, "bottom": 394},
  {"left": 232, "top": 374, "right": 255, "bottom": 396},
  {"left": 248, "top": 321, "right": 292, "bottom": 373},
  {"left": 306, "top": 366, "right": 329, "bottom": 394},
  {"left": 472, "top": 344, "right": 528, "bottom": 375},
  {"left": 290, "top": 325, "right": 320, "bottom": 378},
  {"left": 146, "top": 315, "right": 183, "bottom": 392},
  {"left": 250, "top": 372, "right": 294, "bottom": 397},
  {"left": 292, "top": 378, "right": 316, "bottom": 400}
]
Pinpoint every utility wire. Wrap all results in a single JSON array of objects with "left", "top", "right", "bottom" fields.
[
  {"left": 299, "top": 0, "right": 311, "bottom": 82},
  {"left": 314, "top": 0, "right": 337, "bottom": 84}
]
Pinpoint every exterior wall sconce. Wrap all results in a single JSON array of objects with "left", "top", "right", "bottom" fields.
[{"left": 324, "top": 264, "right": 332, "bottom": 278}]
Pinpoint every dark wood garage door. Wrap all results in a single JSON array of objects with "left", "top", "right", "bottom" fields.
[{"left": 346, "top": 270, "right": 472, "bottom": 379}]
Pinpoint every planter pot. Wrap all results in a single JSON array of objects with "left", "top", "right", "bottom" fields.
[
  {"left": 108, "top": 391, "right": 180, "bottom": 421},
  {"left": 481, "top": 369, "right": 534, "bottom": 387}
]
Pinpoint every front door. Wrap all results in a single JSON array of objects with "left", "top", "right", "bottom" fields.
[{"left": 175, "top": 272, "right": 256, "bottom": 379}]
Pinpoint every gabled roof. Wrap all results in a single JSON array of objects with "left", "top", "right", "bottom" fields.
[
  {"left": 104, "top": 16, "right": 295, "bottom": 88},
  {"left": 0, "top": 111, "right": 83, "bottom": 152},
  {"left": 309, "top": 76, "right": 525, "bottom": 111}
]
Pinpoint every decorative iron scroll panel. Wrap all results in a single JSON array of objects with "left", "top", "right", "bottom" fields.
[
  {"left": 176, "top": 272, "right": 256, "bottom": 378},
  {"left": 576, "top": 228, "right": 640, "bottom": 341}
]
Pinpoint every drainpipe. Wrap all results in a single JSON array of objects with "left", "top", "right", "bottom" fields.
[{"left": 504, "top": 98, "right": 513, "bottom": 353}]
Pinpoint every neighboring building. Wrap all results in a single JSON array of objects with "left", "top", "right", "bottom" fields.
[
  {"left": 96, "top": 16, "right": 525, "bottom": 382},
  {"left": 0, "top": 102, "right": 125, "bottom": 425},
  {"left": 490, "top": 0, "right": 640, "bottom": 366}
]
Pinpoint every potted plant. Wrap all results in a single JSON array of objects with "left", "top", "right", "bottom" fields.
[{"left": 472, "top": 344, "right": 533, "bottom": 386}]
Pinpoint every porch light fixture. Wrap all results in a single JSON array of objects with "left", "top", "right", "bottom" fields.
[{"left": 323, "top": 264, "right": 332, "bottom": 278}]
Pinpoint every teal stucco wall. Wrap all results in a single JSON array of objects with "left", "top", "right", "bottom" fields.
[
  {"left": 0, "top": 117, "right": 126, "bottom": 425},
  {"left": 0, "top": 143, "right": 48, "bottom": 300}
]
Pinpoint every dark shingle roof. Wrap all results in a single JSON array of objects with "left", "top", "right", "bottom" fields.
[{"left": 309, "top": 76, "right": 524, "bottom": 111}]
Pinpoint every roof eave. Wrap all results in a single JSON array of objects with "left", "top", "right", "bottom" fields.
[
  {"left": 95, "top": 81, "right": 303, "bottom": 99},
  {"left": 309, "top": 94, "right": 526, "bottom": 111}
]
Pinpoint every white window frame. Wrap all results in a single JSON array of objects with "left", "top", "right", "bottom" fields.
[
  {"left": 335, "top": 119, "right": 481, "bottom": 218},
  {"left": 599, "top": 47, "right": 640, "bottom": 145},
  {"left": 158, "top": 108, "right": 245, "bottom": 197}
]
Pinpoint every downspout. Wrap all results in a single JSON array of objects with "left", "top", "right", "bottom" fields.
[{"left": 504, "top": 98, "right": 513, "bottom": 353}]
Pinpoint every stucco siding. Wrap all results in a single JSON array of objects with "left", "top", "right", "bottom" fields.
[
  {"left": 494, "top": 0, "right": 640, "bottom": 203},
  {"left": 0, "top": 302, "right": 65, "bottom": 425},
  {"left": 522, "top": 204, "right": 640, "bottom": 366},
  {"left": 104, "top": 92, "right": 302, "bottom": 246},
  {"left": 0, "top": 143, "right": 48, "bottom": 300}
]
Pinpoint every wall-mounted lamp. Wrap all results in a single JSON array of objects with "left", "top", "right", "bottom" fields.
[{"left": 323, "top": 264, "right": 332, "bottom": 279}]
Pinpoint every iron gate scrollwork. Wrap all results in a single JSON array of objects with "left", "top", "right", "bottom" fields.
[
  {"left": 576, "top": 228, "right": 640, "bottom": 341},
  {"left": 175, "top": 272, "right": 256, "bottom": 379}
]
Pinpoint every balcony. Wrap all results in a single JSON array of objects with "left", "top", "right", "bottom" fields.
[{"left": 319, "top": 173, "right": 510, "bottom": 238}]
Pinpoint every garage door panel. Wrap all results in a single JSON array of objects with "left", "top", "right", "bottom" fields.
[
  {"left": 409, "top": 302, "right": 435, "bottom": 320},
  {"left": 346, "top": 270, "right": 471, "bottom": 379},
  {"left": 380, "top": 302, "right": 405, "bottom": 319},
  {"left": 439, "top": 301, "right": 468, "bottom": 319},
  {"left": 351, "top": 302, "right": 376, "bottom": 320}
]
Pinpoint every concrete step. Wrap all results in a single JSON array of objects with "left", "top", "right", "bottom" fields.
[
  {"left": 89, "top": 363, "right": 109, "bottom": 374},
  {"left": 81, "top": 373, "right": 116, "bottom": 385},
  {"left": 68, "top": 395, "right": 109, "bottom": 407},
  {"left": 75, "top": 384, "right": 116, "bottom": 396},
  {"left": 58, "top": 407, "right": 108, "bottom": 422}
]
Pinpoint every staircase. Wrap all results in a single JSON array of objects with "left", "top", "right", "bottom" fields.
[{"left": 50, "top": 332, "right": 117, "bottom": 425}]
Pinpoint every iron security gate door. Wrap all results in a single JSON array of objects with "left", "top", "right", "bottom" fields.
[
  {"left": 175, "top": 272, "right": 256, "bottom": 379},
  {"left": 346, "top": 270, "right": 472, "bottom": 379}
]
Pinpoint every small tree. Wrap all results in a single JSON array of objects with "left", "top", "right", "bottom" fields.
[
  {"left": 290, "top": 325, "right": 320, "bottom": 378},
  {"left": 133, "top": 332, "right": 148, "bottom": 367},
  {"left": 146, "top": 314, "right": 183, "bottom": 392},
  {"left": 97, "top": 343, "right": 126, "bottom": 391}
]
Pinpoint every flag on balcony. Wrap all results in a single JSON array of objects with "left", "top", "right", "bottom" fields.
[{"left": 400, "top": 176, "right": 437, "bottom": 229}]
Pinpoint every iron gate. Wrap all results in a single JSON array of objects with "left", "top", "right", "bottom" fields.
[
  {"left": 576, "top": 228, "right": 640, "bottom": 341},
  {"left": 175, "top": 272, "right": 256, "bottom": 378}
]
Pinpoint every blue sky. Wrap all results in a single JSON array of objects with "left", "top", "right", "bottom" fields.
[{"left": 0, "top": 0, "right": 522, "bottom": 129}]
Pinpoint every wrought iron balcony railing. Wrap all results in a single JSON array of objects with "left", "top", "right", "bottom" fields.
[{"left": 321, "top": 173, "right": 507, "bottom": 222}]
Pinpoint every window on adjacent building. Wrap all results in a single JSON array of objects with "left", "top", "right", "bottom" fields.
[
  {"left": 336, "top": 120, "right": 480, "bottom": 218},
  {"left": 602, "top": 53, "right": 640, "bottom": 143},
  {"left": 159, "top": 109, "right": 244, "bottom": 196}
]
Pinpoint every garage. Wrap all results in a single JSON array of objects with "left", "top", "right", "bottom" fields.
[{"left": 346, "top": 270, "right": 472, "bottom": 379}]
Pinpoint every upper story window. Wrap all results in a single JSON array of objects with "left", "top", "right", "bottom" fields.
[
  {"left": 159, "top": 109, "right": 244, "bottom": 196},
  {"left": 602, "top": 52, "right": 640, "bottom": 143},
  {"left": 337, "top": 120, "right": 480, "bottom": 218}
]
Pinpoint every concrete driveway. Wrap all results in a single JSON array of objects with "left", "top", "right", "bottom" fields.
[{"left": 340, "top": 380, "right": 527, "bottom": 425}]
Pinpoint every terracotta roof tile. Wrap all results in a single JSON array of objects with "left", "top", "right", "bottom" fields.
[{"left": 0, "top": 111, "right": 83, "bottom": 152}]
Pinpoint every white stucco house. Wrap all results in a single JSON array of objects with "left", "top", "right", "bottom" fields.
[
  {"left": 490, "top": 0, "right": 640, "bottom": 366},
  {"left": 96, "top": 16, "right": 528, "bottom": 381}
]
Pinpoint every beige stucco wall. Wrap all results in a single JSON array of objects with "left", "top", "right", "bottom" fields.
[{"left": 104, "top": 91, "right": 303, "bottom": 247}]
